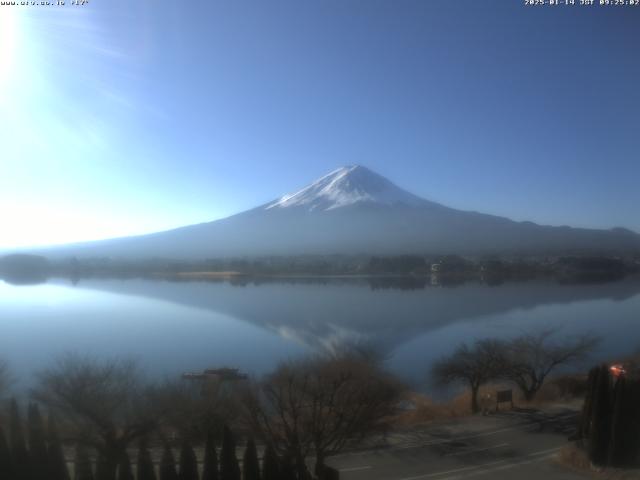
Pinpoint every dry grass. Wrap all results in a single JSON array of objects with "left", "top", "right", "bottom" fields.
[
  {"left": 556, "top": 445, "right": 640, "bottom": 480},
  {"left": 394, "top": 384, "right": 513, "bottom": 426},
  {"left": 395, "top": 377, "right": 588, "bottom": 428},
  {"left": 557, "top": 444, "right": 594, "bottom": 473},
  {"left": 394, "top": 393, "right": 467, "bottom": 426}
]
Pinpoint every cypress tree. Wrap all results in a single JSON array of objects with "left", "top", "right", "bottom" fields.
[
  {"left": 28, "top": 403, "right": 49, "bottom": 479},
  {"left": 0, "top": 425, "right": 13, "bottom": 480},
  {"left": 159, "top": 444, "right": 178, "bottom": 480},
  {"left": 260, "top": 445, "right": 278, "bottom": 480},
  {"left": 279, "top": 454, "right": 296, "bottom": 480},
  {"left": 220, "top": 426, "right": 240, "bottom": 480},
  {"left": 579, "top": 367, "right": 598, "bottom": 440},
  {"left": 137, "top": 438, "right": 157, "bottom": 480},
  {"left": 242, "top": 439, "right": 260, "bottom": 480},
  {"left": 609, "top": 376, "right": 640, "bottom": 467},
  {"left": 9, "top": 399, "right": 30, "bottom": 480},
  {"left": 628, "top": 380, "right": 640, "bottom": 465},
  {"left": 201, "top": 432, "right": 219, "bottom": 480},
  {"left": 47, "top": 413, "right": 70, "bottom": 480},
  {"left": 178, "top": 440, "right": 198, "bottom": 480},
  {"left": 588, "top": 364, "right": 612, "bottom": 466},
  {"left": 74, "top": 445, "right": 94, "bottom": 480},
  {"left": 95, "top": 453, "right": 111, "bottom": 480},
  {"left": 117, "top": 451, "right": 134, "bottom": 480},
  {"left": 608, "top": 376, "right": 626, "bottom": 466}
]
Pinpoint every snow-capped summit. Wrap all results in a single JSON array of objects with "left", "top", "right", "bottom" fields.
[{"left": 266, "top": 165, "right": 428, "bottom": 211}]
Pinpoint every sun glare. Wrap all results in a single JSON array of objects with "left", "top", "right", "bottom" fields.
[{"left": 0, "top": 202, "right": 147, "bottom": 249}]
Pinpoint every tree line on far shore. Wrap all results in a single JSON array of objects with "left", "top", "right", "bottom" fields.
[{"left": 2, "top": 253, "right": 636, "bottom": 286}]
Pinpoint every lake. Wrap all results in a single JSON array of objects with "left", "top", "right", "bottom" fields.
[{"left": 1, "top": 276, "right": 639, "bottom": 393}]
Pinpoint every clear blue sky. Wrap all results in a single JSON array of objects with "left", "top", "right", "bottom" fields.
[{"left": 1, "top": 0, "right": 639, "bottom": 247}]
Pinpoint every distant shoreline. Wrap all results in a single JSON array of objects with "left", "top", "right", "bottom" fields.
[
  {"left": 1, "top": 252, "right": 638, "bottom": 286},
  {"left": 151, "top": 271, "right": 247, "bottom": 279}
]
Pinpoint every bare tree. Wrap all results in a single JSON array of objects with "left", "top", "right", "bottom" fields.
[
  {"left": 431, "top": 339, "right": 506, "bottom": 413},
  {"left": 150, "top": 377, "right": 241, "bottom": 441},
  {"left": 243, "top": 352, "right": 405, "bottom": 478},
  {"left": 32, "top": 354, "right": 159, "bottom": 480},
  {"left": 502, "top": 330, "right": 599, "bottom": 401}
]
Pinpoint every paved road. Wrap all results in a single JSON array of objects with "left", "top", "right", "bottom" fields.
[{"left": 327, "top": 407, "right": 590, "bottom": 480}]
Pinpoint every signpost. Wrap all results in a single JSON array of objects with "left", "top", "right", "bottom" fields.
[{"left": 496, "top": 389, "right": 514, "bottom": 411}]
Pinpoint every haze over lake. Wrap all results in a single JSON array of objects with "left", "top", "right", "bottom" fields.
[{"left": 2, "top": 276, "right": 639, "bottom": 393}]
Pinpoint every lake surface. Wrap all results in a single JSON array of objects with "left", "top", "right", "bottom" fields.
[{"left": 1, "top": 276, "right": 639, "bottom": 392}]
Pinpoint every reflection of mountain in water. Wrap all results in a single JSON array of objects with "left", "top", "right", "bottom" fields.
[{"left": 62, "top": 277, "right": 640, "bottom": 354}]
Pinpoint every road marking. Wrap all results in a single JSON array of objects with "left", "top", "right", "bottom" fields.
[
  {"left": 437, "top": 450, "right": 560, "bottom": 479},
  {"left": 342, "top": 412, "right": 578, "bottom": 455},
  {"left": 443, "top": 442, "right": 509, "bottom": 457},
  {"left": 392, "top": 423, "right": 541, "bottom": 451},
  {"left": 339, "top": 465, "right": 372, "bottom": 472},
  {"left": 396, "top": 446, "right": 563, "bottom": 480},
  {"left": 392, "top": 428, "right": 513, "bottom": 451}
]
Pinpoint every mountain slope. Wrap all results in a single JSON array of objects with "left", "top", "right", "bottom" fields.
[{"left": 33, "top": 165, "right": 640, "bottom": 259}]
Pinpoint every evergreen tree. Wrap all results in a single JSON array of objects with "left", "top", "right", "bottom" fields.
[
  {"left": 9, "top": 399, "right": 30, "bottom": 480},
  {"left": 628, "top": 380, "right": 640, "bottom": 465},
  {"left": 608, "top": 376, "right": 626, "bottom": 466},
  {"left": 178, "top": 440, "right": 198, "bottom": 480},
  {"left": 117, "top": 451, "right": 134, "bottom": 480},
  {"left": 159, "top": 444, "right": 178, "bottom": 480},
  {"left": 74, "top": 445, "right": 94, "bottom": 480},
  {"left": 588, "top": 365, "right": 612, "bottom": 466},
  {"left": 579, "top": 367, "right": 598, "bottom": 440},
  {"left": 220, "top": 426, "right": 240, "bottom": 480},
  {"left": 608, "top": 376, "right": 640, "bottom": 467},
  {"left": 136, "top": 438, "right": 157, "bottom": 480},
  {"left": 0, "top": 425, "right": 13, "bottom": 480},
  {"left": 47, "top": 413, "right": 71, "bottom": 480},
  {"left": 260, "top": 445, "right": 278, "bottom": 480},
  {"left": 201, "top": 432, "right": 219, "bottom": 480},
  {"left": 28, "top": 403, "right": 49, "bottom": 479},
  {"left": 95, "top": 453, "right": 112, "bottom": 480},
  {"left": 279, "top": 454, "right": 296, "bottom": 480},
  {"left": 242, "top": 439, "right": 260, "bottom": 480}
]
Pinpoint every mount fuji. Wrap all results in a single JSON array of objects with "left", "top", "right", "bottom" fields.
[
  {"left": 33, "top": 165, "right": 640, "bottom": 258},
  {"left": 264, "top": 165, "right": 428, "bottom": 211}
]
